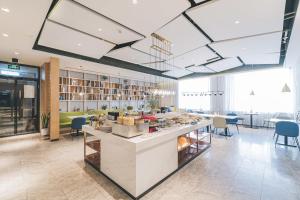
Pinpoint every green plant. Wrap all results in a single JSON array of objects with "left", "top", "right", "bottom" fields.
[
  {"left": 101, "top": 105, "right": 108, "bottom": 110},
  {"left": 127, "top": 106, "right": 133, "bottom": 111},
  {"left": 41, "top": 112, "right": 50, "bottom": 129},
  {"left": 148, "top": 98, "right": 159, "bottom": 110}
]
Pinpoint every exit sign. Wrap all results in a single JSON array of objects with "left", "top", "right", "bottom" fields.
[{"left": 8, "top": 64, "right": 20, "bottom": 70}]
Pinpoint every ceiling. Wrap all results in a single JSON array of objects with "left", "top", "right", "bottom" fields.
[{"left": 0, "top": 0, "right": 298, "bottom": 80}]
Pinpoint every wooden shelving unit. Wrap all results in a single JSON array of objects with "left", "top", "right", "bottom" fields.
[{"left": 59, "top": 70, "right": 158, "bottom": 112}]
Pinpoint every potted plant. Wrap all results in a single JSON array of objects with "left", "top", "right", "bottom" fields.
[
  {"left": 41, "top": 112, "right": 50, "bottom": 136},
  {"left": 127, "top": 106, "right": 133, "bottom": 111},
  {"left": 101, "top": 105, "right": 108, "bottom": 110}
]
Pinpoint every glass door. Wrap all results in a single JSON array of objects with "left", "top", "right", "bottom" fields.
[
  {"left": 0, "top": 77, "right": 39, "bottom": 137},
  {"left": 15, "top": 79, "right": 39, "bottom": 135},
  {"left": 0, "top": 78, "right": 16, "bottom": 137}
]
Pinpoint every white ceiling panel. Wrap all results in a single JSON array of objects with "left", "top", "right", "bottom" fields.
[
  {"left": 156, "top": 15, "right": 211, "bottom": 56},
  {"left": 241, "top": 53, "right": 280, "bottom": 65},
  {"left": 205, "top": 58, "right": 242, "bottom": 72},
  {"left": 74, "top": 0, "right": 190, "bottom": 36},
  {"left": 106, "top": 47, "right": 162, "bottom": 65},
  {"left": 172, "top": 46, "right": 218, "bottom": 68},
  {"left": 210, "top": 32, "right": 282, "bottom": 57},
  {"left": 38, "top": 20, "right": 115, "bottom": 59},
  {"left": 186, "top": 0, "right": 285, "bottom": 41},
  {"left": 142, "top": 63, "right": 177, "bottom": 71},
  {"left": 163, "top": 69, "right": 193, "bottom": 78},
  {"left": 131, "top": 37, "right": 152, "bottom": 54},
  {"left": 187, "top": 66, "right": 214, "bottom": 73},
  {"left": 194, "top": 0, "right": 207, "bottom": 3},
  {"left": 49, "top": 0, "right": 143, "bottom": 44}
]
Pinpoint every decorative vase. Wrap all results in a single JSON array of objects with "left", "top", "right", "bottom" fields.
[{"left": 41, "top": 128, "right": 48, "bottom": 136}]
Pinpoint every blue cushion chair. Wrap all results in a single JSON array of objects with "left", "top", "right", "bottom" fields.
[
  {"left": 226, "top": 113, "right": 239, "bottom": 134},
  {"left": 71, "top": 117, "right": 86, "bottom": 137},
  {"left": 275, "top": 121, "right": 300, "bottom": 151}
]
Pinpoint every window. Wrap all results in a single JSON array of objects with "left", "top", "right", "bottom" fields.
[
  {"left": 227, "top": 68, "right": 293, "bottom": 113},
  {"left": 178, "top": 77, "right": 210, "bottom": 110}
]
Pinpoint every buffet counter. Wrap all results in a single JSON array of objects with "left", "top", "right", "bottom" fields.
[{"left": 83, "top": 118, "right": 212, "bottom": 199}]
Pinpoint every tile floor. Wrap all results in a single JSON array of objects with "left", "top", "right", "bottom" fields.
[{"left": 0, "top": 127, "right": 299, "bottom": 200}]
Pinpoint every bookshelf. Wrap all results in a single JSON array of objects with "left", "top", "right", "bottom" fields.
[{"left": 59, "top": 69, "right": 158, "bottom": 112}]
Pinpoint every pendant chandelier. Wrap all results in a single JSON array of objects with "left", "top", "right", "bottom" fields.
[{"left": 149, "top": 33, "right": 176, "bottom": 96}]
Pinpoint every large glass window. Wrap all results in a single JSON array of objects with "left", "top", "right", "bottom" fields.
[
  {"left": 227, "top": 68, "right": 293, "bottom": 113},
  {"left": 178, "top": 77, "right": 210, "bottom": 110}
]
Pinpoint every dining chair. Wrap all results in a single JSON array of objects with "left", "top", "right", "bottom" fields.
[
  {"left": 213, "top": 117, "right": 229, "bottom": 138},
  {"left": 274, "top": 121, "right": 300, "bottom": 151},
  {"left": 226, "top": 113, "right": 239, "bottom": 134},
  {"left": 71, "top": 117, "right": 86, "bottom": 137}
]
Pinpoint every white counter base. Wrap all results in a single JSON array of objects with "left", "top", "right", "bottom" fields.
[{"left": 83, "top": 120, "right": 212, "bottom": 199}]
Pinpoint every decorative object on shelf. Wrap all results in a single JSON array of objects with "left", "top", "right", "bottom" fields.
[
  {"left": 41, "top": 112, "right": 50, "bottom": 137},
  {"left": 281, "top": 83, "right": 291, "bottom": 93},
  {"left": 127, "top": 106, "right": 133, "bottom": 111},
  {"left": 101, "top": 105, "right": 107, "bottom": 110},
  {"left": 148, "top": 98, "right": 159, "bottom": 110}
]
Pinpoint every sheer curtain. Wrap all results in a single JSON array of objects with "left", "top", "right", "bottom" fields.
[
  {"left": 178, "top": 77, "right": 210, "bottom": 110},
  {"left": 225, "top": 68, "right": 294, "bottom": 113}
]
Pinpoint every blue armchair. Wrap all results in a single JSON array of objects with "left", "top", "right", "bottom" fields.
[
  {"left": 226, "top": 113, "right": 239, "bottom": 134},
  {"left": 71, "top": 117, "right": 86, "bottom": 136},
  {"left": 275, "top": 121, "right": 300, "bottom": 151}
]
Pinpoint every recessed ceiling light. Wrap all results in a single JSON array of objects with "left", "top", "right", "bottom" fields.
[
  {"left": 77, "top": 43, "right": 81, "bottom": 46},
  {"left": 242, "top": 47, "right": 247, "bottom": 50},
  {"left": 2, "top": 33, "right": 8, "bottom": 37},
  {"left": 14, "top": 52, "right": 20, "bottom": 55},
  {"left": 1, "top": 8, "right": 10, "bottom": 13},
  {"left": 235, "top": 20, "right": 240, "bottom": 24},
  {"left": 98, "top": 28, "right": 102, "bottom": 32},
  {"left": 171, "top": 43, "right": 175, "bottom": 47},
  {"left": 132, "top": 0, "right": 138, "bottom": 5}
]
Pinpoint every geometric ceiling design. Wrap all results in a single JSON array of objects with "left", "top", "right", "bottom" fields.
[
  {"left": 106, "top": 47, "right": 162, "bottom": 66},
  {"left": 210, "top": 32, "right": 282, "bottom": 58},
  {"left": 187, "top": 66, "right": 215, "bottom": 73},
  {"left": 156, "top": 15, "right": 211, "bottom": 56},
  {"left": 171, "top": 46, "right": 218, "bottom": 68},
  {"left": 74, "top": 0, "right": 190, "bottom": 36},
  {"left": 33, "top": 0, "right": 296, "bottom": 79},
  {"left": 241, "top": 53, "right": 281, "bottom": 65},
  {"left": 162, "top": 68, "right": 194, "bottom": 78},
  {"left": 48, "top": 0, "right": 144, "bottom": 44},
  {"left": 205, "top": 57, "right": 243, "bottom": 72},
  {"left": 38, "top": 20, "right": 115, "bottom": 59},
  {"left": 186, "top": 0, "right": 286, "bottom": 41}
]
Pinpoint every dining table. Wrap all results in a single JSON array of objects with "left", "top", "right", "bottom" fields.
[{"left": 244, "top": 113, "right": 259, "bottom": 128}]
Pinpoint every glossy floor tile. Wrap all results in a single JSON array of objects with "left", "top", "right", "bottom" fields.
[{"left": 0, "top": 127, "right": 299, "bottom": 200}]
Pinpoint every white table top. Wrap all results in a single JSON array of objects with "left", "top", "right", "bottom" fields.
[
  {"left": 269, "top": 118, "right": 298, "bottom": 123},
  {"left": 68, "top": 114, "right": 95, "bottom": 119},
  {"left": 198, "top": 113, "right": 238, "bottom": 120}
]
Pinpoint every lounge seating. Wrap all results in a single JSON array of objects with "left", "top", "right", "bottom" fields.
[
  {"left": 71, "top": 117, "right": 86, "bottom": 137},
  {"left": 213, "top": 117, "right": 229, "bottom": 137},
  {"left": 226, "top": 113, "right": 239, "bottom": 134},
  {"left": 274, "top": 121, "right": 300, "bottom": 151}
]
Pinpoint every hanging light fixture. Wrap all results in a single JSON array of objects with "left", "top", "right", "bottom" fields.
[
  {"left": 250, "top": 90, "right": 255, "bottom": 96},
  {"left": 281, "top": 83, "right": 291, "bottom": 93}
]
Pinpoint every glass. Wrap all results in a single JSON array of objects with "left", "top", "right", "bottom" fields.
[
  {"left": 0, "top": 78, "right": 39, "bottom": 137},
  {"left": 0, "top": 78, "right": 16, "bottom": 137}
]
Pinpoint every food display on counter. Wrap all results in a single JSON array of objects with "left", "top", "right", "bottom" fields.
[
  {"left": 169, "top": 113, "right": 202, "bottom": 125},
  {"left": 113, "top": 116, "right": 149, "bottom": 138}
]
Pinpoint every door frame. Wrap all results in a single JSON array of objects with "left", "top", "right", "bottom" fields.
[{"left": 0, "top": 71, "right": 40, "bottom": 137}]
